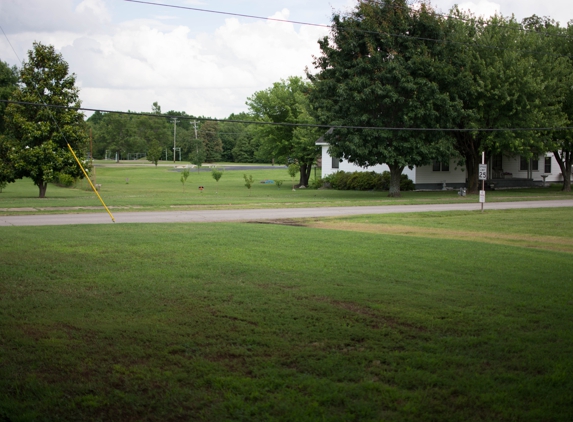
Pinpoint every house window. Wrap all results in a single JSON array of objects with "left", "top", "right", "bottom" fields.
[
  {"left": 331, "top": 157, "right": 339, "bottom": 169},
  {"left": 520, "top": 156, "right": 539, "bottom": 171},
  {"left": 493, "top": 154, "right": 503, "bottom": 169},
  {"left": 433, "top": 160, "right": 449, "bottom": 171},
  {"left": 545, "top": 157, "right": 552, "bottom": 173},
  {"left": 532, "top": 158, "right": 539, "bottom": 171}
]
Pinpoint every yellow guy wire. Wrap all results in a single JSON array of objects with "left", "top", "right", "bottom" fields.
[{"left": 67, "top": 143, "right": 116, "bottom": 223}]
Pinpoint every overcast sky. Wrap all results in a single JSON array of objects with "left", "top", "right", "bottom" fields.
[{"left": 1, "top": 0, "right": 572, "bottom": 119}]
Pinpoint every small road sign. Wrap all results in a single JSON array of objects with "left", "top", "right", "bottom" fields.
[
  {"left": 479, "top": 190, "right": 486, "bottom": 203},
  {"left": 479, "top": 164, "right": 487, "bottom": 181}
]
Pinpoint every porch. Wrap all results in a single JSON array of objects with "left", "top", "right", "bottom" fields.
[{"left": 414, "top": 178, "right": 543, "bottom": 191}]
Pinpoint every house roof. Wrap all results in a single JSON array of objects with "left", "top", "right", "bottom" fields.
[{"left": 315, "top": 127, "right": 334, "bottom": 146}]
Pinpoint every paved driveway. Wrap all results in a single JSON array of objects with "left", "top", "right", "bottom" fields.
[{"left": 1, "top": 200, "right": 573, "bottom": 227}]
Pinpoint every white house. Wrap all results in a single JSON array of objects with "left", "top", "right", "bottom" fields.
[{"left": 317, "top": 138, "right": 563, "bottom": 189}]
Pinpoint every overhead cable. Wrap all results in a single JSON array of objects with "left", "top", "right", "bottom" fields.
[{"left": 3, "top": 99, "right": 573, "bottom": 132}]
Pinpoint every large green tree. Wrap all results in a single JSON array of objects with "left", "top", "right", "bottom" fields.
[
  {"left": 0, "top": 60, "right": 19, "bottom": 190},
  {"left": 3, "top": 43, "right": 88, "bottom": 198},
  {"left": 0, "top": 60, "right": 19, "bottom": 135},
  {"left": 308, "top": 0, "right": 456, "bottom": 196},
  {"left": 521, "top": 16, "right": 573, "bottom": 191},
  {"left": 199, "top": 120, "right": 223, "bottom": 162},
  {"left": 247, "top": 76, "right": 321, "bottom": 187},
  {"left": 440, "top": 11, "right": 566, "bottom": 192}
]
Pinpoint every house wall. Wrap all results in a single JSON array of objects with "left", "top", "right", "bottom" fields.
[
  {"left": 502, "top": 154, "right": 562, "bottom": 182},
  {"left": 320, "top": 145, "right": 416, "bottom": 181},
  {"left": 415, "top": 159, "right": 466, "bottom": 189},
  {"left": 320, "top": 143, "right": 567, "bottom": 188}
]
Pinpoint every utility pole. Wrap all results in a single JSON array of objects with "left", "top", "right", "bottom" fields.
[
  {"left": 192, "top": 120, "right": 198, "bottom": 139},
  {"left": 171, "top": 118, "right": 178, "bottom": 163},
  {"left": 90, "top": 127, "right": 96, "bottom": 184}
]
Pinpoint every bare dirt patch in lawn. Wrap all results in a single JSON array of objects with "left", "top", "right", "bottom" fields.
[{"left": 308, "top": 221, "right": 573, "bottom": 253}]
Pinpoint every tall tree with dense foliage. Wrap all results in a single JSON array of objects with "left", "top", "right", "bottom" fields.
[
  {"left": 199, "top": 120, "right": 223, "bottom": 162},
  {"left": 308, "top": 0, "right": 456, "bottom": 196},
  {"left": 2, "top": 43, "right": 88, "bottom": 198},
  {"left": 247, "top": 76, "right": 321, "bottom": 187},
  {"left": 440, "top": 11, "right": 566, "bottom": 192},
  {"left": 0, "top": 60, "right": 19, "bottom": 135},
  {"left": 0, "top": 60, "right": 19, "bottom": 190},
  {"left": 520, "top": 16, "right": 573, "bottom": 191}
]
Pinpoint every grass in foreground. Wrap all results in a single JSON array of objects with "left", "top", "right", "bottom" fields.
[
  {"left": 0, "top": 164, "right": 571, "bottom": 214},
  {"left": 1, "top": 209, "right": 573, "bottom": 421}
]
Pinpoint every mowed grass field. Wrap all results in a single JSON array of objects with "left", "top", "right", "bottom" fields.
[
  {"left": 0, "top": 161, "right": 572, "bottom": 214},
  {"left": 1, "top": 208, "right": 572, "bottom": 421}
]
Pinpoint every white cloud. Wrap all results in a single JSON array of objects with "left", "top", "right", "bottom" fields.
[
  {"left": 456, "top": 1, "right": 502, "bottom": 18},
  {"left": 57, "top": 7, "right": 329, "bottom": 117},
  {"left": 75, "top": 0, "right": 111, "bottom": 23}
]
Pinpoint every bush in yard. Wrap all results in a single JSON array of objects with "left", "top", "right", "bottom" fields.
[
  {"left": 324, "top": 170, "right": 414, "bottom": 191},
  {"left": 325, "top": 171, "right": 351, "bottom": 190},
  {"left": 308, "top": 177, "right": 325, "bottom": 189},
  {"left": 56, "top": 173, "right": 76, "bottom": 187}
]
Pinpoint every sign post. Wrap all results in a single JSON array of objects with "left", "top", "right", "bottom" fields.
[{"left": 478, "top": 153, "right": 487, "bottom": 212}]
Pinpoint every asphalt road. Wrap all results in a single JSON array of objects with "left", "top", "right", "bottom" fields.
[{"left": 1, "top": 200, "right": 573, "bottom": 227}]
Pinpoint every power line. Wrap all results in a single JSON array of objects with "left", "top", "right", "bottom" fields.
[
  {"left": 124, "top": 0, "right": 573, "bottom": 58},
  {"left": 3, "top": 99, "right": 573, "bottom": 133},
  {"left": 124, "top": 0, "right": 331, "bottom": 29}
]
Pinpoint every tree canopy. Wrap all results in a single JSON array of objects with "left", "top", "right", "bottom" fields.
[
  {"left": 308, "top": 0, "right": 457, "bottom": 196},
  {"left": 438, "top": 10, "right": 568, "bottom": 192},
  {"left": 2, "top": 42, "right": 88, "bottom": 198},
  {"left": 0, "top": 60, "right": 19, "bottom": 190},
  {"left": 247, "top": 76, "right": 321, "bottom": 187}
]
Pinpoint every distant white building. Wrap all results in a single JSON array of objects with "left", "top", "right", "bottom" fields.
[{"left": 317, "top": 137, "right": 563, "bottom": 189}]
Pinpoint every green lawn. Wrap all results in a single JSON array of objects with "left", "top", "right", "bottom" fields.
[
  {"left": 0, "top": 163, "right": 571, "bottom": 214},
  {"left": 1, "top": 209, "right": 572, "bottom": 421}
]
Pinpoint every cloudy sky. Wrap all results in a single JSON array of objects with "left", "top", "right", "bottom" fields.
[{"left": 1, "top": 0, "right": 572, "bottom": 119}]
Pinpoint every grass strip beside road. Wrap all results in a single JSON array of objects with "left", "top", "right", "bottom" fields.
[
  {"left": 307, "top": 208, "right": 573, "bottom": 253},
  {"left": 1, "top": 208, "right": 572, "bottom": 421},
  {"left": 0, "top": 166, "right": 572, "bottom": 215}
]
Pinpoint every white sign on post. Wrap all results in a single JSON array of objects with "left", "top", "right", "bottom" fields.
[
  {"left": 479, "top": 190, "right": 486, "bottom": 203},
  {"left": 478, "top": 164, "right": 487, "bottom": 181}
]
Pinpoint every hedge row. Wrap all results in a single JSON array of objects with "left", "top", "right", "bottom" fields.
[{"left": 321, "top": 170, "right": 415, "bottom": 191}]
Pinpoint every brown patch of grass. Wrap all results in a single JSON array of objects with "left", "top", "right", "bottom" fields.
[
  {"left": 314, "top": 297, "right": 428, "bottom": 332},
  {"left": 308, "top": 221, "right": 573, "bottom": 253}
]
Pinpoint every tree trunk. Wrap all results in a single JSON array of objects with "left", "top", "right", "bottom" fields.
[
  {"left": 298, "top": 162, "right": 313, "bottom": 187},
  {"left": 388, "top": 164, "right": 404, "bottom": 197},
  {"left": 465, "top": 151, "right": 481, "bottom": 194},
  {"left": 453, "top": 132, "right": 481, "bottom": 194},
  {"left": 38, "top": 182, "right": 48, "bottom": 198},
  {"left": 554, "top": 150, "right": 571, "bottom": 192}
]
